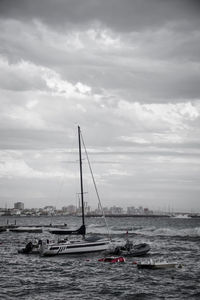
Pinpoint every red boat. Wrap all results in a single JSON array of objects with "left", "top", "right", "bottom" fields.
[{"left": 98, "top": 257, "right": 125, "bottom": 263}]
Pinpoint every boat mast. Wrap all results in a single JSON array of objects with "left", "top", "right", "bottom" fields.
[{"left": 78, "top": 126, "right": 85, "bottom": 230}]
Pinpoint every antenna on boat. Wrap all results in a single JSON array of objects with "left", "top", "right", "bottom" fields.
[{"left": 78, "top": 126, "right": 85, "bottom": 237}]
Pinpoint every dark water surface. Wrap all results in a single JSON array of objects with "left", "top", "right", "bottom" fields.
[{"left": 1, "top": 216, "right": 200, "bottom": 299}]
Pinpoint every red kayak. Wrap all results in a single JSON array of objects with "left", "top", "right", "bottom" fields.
[{"left": 98, "top": 257, "right": 125, "bottom": 263}]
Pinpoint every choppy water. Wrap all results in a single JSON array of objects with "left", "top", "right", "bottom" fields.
[{"left": 1, "top": 216, "right": 200, "bottom": 299}]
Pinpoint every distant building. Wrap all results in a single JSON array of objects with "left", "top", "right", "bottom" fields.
[
  {"left": 43, "top": 206, "right": 56, "bottom": 215},
  {"left": 110, "top": 206, "right": 124, "bottom": 215},
  {"left": 14, "top": 202, "right": 24, "bottom": 210},
  {"left": 62, "top": 206, "right": 68, "bottom": 213},
  {"left": 127, "top": 206, "right": 136, "bottom": 214},
  {"left": 62, "top": 205, "right": 77, "bottom": 214},
  {"left": 44, "top": 206, "right": 56, "bottom": 210}
]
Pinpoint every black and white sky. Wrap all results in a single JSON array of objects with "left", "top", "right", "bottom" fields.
[{"left": 0, "top": 0, "right": 200, "bottom": 212}]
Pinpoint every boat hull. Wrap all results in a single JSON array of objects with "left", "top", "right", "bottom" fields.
[
  {"left": 40, "top": 239, "right": 112, "bottom": 256},
  {"left": 18, "top": 247, "right": 40, "bottom": 254},
  {"left": 98, "top": 257, "right": 125, "bottom": 263},
  {"left": 10, "top": 227, "right": 42, "bottom": 233},
  {"left": 137, "top": 261, "right": 178, "bottom": 269},
  {"left": 137, "top": 263, "right": 177, "bottom": 269},
  {"left": 49, "top": 224, "right": 85, "bottom": 235},
  {"left": 121, "top": 243, "right": 150, "bottom": 256},
  {"left": 109, "top": 242, "right": 150, "bottom": 257}
]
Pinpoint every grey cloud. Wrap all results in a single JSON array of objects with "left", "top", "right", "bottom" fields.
[
  {"left": 0, "top": 67, "right": 47, "bottom": 92},
  {"left": 0, "top": 1, "right": 200, "bottom": 102},
  {"left": 0, "top": 0, "right": 200, "bottom": 31},
  {"left": 0, "top": 129, "right": 72, "bottom": 150}
]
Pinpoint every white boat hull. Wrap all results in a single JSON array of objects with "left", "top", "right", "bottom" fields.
[
  {"left": 40, "top": 239, "right": 112, "bottom": 256},
  {"left": 137, "top": 259, "right": 181, "bottom": 269}
]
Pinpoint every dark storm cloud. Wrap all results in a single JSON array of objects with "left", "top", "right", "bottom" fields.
[
  {"left": 0, "top": 0, "right": 200, "bottom": 31},
  {"left": 1, "top": 0, "right": 200, "bottom": 102}
]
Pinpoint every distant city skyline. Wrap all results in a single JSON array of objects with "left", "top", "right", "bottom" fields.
[
  {"left": 0, "top": 1, "right": 200, "bottom": 212},
  {"left": 0, "top": 200, "right": 194, "bottom": 215},
  {"left": 0, "top": 202, "right": 193, "bottom": 216}
]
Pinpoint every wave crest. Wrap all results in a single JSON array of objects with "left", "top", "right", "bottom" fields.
[{"left": 136, "top": 227, "right": 200, "bottom": 237}]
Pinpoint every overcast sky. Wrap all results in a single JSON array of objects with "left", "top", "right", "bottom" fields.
[{"left": 0, "top": 0, "right": 200, "bottom": 212}]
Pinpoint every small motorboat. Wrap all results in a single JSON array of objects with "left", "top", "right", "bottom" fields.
[
  {"left": 137, "top": 259, "right": 181, "bottom": 269},
  {"left": 121, "top": 243, "right": 150, "bottom": 257},
  {"left": 98, "top": 256, "right": 125, "bottom": 263},
  {"left": 18, "top": 240, "right": 42, "bottom": 254},
  {"left": 110, "top": 240, "right": 150, "bottom": 257}
]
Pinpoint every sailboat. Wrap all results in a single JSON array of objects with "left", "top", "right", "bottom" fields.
[{"left": 40, "top": 126, "right": 112, "bottom": 256}]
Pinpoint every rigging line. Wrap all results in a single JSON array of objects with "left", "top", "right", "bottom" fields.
[{"left": 80, "top": 131, "right": 112, "bottom": 241}]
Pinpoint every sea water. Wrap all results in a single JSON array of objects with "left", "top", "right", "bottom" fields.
[{"left": 0, "top": 215, "right": 200, "bottom": 299}]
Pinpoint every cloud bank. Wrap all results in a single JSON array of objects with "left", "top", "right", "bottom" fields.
[{"left": 0, "top": 0, "right": 200, "bottom": 211}]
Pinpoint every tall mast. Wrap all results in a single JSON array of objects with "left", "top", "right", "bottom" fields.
[{"left": 78, "top": 126, "right": 85, "bottom": 228}]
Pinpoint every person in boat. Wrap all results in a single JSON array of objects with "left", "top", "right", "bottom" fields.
[
  {"left": 111, "top": 233, "right": 134, "bottom": 255},
  {"left": 24, "top": 241, "right": 33, "bottom": 253},
  {"left": 124, "top": 238, "right": 133, "bottom": 251}
]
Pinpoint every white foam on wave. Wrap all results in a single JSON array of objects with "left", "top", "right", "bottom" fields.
[
  {"left": 86, "top": 226, "right": 109, "bottom": 235},
  {"left": 171, "top": 214, "right": 191, "bottom": 219},
  {"left": 86, "top": 221, "right": 200, "bottom": 237},
  {"left": 136, "top": 227, "right": 200, "bottom": 237}
]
